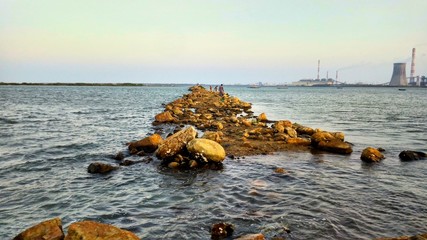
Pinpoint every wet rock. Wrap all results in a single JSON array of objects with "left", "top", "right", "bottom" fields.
[
  {"left": 295, "top": 125, "right": 315, "bottom": 135},
  {"left": 361, "top": 147, "right": 385, "bottom": 162},
  {"left": 274, "top": 167, "right": 287, "bottom": 174},
  {"left": 128, "top": 133, "right": 163, "bottom": 153},
  {"left": 87, "top": 162, "right": 118, "bottom": 174},
  {"left": 211, "top": 222, "right": 234, "bottom": 240},
  {"left": 156, "top": 126, "right": 197, "bottom": 160},
  {"left": 187, "top": 138, "right": 226, "bottom": 162},
  {"left": 235, "top": 233, "right": 266, "bottom": 240},
  {"left": 168, "top": 162, "right": 180, "bottom": 168},
  {"left": 317, "top": 140, "right": 353, "bottom": 154},
  {"left": 241, "top": 119, "right": 252, "bottom": 127},
  {"left": 154, "top": 111, "right": 176, "bottom": 123},
  {"left": 65, "top": 221, "right": 139, "bottom": 240},
  {"left": 113, "top": 151, "right": 125, "bottom": 161},
  {"left": 13, "top": 218, "right": 64, "bottom": 240},
  {"left": 120, "top": 160, "right": 138, "bottom": 166},
  {"left": 399, "top": 150, "right": 427, "bottom": 161}
]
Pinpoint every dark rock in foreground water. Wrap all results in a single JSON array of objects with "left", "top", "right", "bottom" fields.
[
  {"left": 87, "top": 162, "right": 118, "bottom": 174},
  {"left": 399, "top": 150, "right": 427, "bottom": 161},
  {"left": 211, "top": 222, "right": 234, "bottom": 240}
]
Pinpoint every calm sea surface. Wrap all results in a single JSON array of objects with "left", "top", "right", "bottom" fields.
[{"left": 0, "top": 85, "right": 426, "bottom": 239}]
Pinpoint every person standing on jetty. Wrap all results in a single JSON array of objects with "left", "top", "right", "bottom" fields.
[{"left": 219, "top": 84, "right": 225, "bottom": 96}]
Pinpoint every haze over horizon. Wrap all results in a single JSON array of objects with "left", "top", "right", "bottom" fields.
[{"left": 1, "top": 0, "right": 426, "bottom": 85}]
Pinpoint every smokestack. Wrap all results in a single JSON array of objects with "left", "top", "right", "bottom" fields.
[
  {"left": 317, "top": 60, "right": 320, "bottom": 80},
  {"left": 389, "top": 63, "right": 407, "bottom": 86},
  {"left": 336, "top": 70, "right": 338, "bottom": 83},
  {"left": 326, "top": 71, "right": 328, "bottom": 80},
  {"left": 410, "top": 48, "right": 416, "bottom": 83}
]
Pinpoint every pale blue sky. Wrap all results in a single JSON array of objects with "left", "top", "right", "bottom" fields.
[{"left": 1, "top": 0, "right": 426, "bottom": 84}]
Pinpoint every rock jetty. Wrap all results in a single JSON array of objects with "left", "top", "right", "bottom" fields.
[{"left": 146, "top": 85, "right": 352, "bottom": 163}]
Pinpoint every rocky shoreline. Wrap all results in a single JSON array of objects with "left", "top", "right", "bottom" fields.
[{"left": 13, "top": 85, "right": 427, "bottom": 240}]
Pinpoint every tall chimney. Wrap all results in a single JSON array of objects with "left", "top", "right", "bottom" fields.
[
  {"left": 389, "top": 63, "right": 407, "bottom": 86},
  {"left": 336, "top": 70, "right": 338, "bottom": 84},
  {"left": 317, "top": 60, "right": 320, "bottom": 80},
  {"left": 410, "top": 48, "right": 416, "bottom": 84}
]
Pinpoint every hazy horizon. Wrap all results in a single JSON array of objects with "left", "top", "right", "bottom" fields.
[{"left": 1, "top": 0, "right": 426, "bottom": 85}]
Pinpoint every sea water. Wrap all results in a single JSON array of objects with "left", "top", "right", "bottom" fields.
[{"left": 0, "top": 85, "right": 426, "bottom": 239}]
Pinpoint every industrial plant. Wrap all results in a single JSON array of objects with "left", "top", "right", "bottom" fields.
[{"left": 389, "top": 48, "right": 426, "bottom": 87}]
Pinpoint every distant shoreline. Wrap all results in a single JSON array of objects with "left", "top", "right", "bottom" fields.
[
  {"left": 0, "top": 82, "right": 191, "bottom": 87},
  {"left": 1, "top": 82, "right": 426, "bottom": 88}
]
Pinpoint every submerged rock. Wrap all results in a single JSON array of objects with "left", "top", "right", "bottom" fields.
[
  {"left": 211, "top": 222, "right": 234, "bottom": 240},
  {"left": 399, "top": 150, "right": 427, "bottom": 161},
  {"left": 187, "top": 138, "right": 226, "bottom": 162},
  {"left": 87, "top": 162, "right": 118, "bottom": 174},
  {"left": 361, "top": 147, "right": 385, "bottom": 163},
  {"left": 13, "top": 218, "right": 64, "bottom": 240},
  {"left": 65, "top": 221, "right": 139, "bottom": 240}
]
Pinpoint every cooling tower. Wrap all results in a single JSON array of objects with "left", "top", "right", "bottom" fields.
[{"left": 389, "top": 63, "right": 407, "bottom": 86}]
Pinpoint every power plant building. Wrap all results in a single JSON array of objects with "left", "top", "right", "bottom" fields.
[{"left": 389, "top": 63, "right": 407, "bottom": 86}]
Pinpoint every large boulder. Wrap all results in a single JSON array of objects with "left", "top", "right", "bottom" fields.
[
  {"left": 65, "top": 221, "right": 139, "bottom": 240},
  {"left": 187, "top": 138, "right": 226, "bottom": 162},
  {"left": 317, "top": 140, "right": 353, "bottom": 154},
  {"left": 202, "top": 131, "right": 223, "bottom": 143},
  {"left": 156, "top": 126, "right": 197, "bottom": 159},
  {"left": 361, "top": 147, "right": 385, "bottom": 162},
  {"left": 311, "top": 131, "right": 352, "bottom": 154},
  {"left": 399, "top": 150, "right": 427, "bottom": 161},
  {"left": 87, "top": 162, "right": 118, "bottom": 174},
  {"left": 311, "top": 131, "right": 336, "bottom": 145},
  {"left": 128, "top": 134, "right": 163, "bottom": 153},
  {"left": 13, "top": 218, "right": 64, "bottom": 240},
  {"left": 154, "top": 111, "right": 175, "bottom": 123}
]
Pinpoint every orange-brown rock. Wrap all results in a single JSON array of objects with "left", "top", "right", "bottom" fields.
[
  {"left": 257, "top": 113, "right": 268, "bottom": 122},
  {"left": 202, "top": 131, "right": 223, "bottom": 143},
  {"left": 317, "top": 140, "right": 353, "bottom": 154},
  {"left": 154, "top": 111, "right": 175, "bottom": 123},
  {"left": 361, "top": 147, "right": 385, "bottom": 162},
  {"left": 286, "top": 137, "right": 311, "bottom": 146},
  {"left": 311, "top": 131, "right": 336, "bottom": 145},
  {"left": 156, "top": 126, "right": 197, "bottom": 159},
  {"left": 13, "top": 217, "right": 64, "bottom": 240},
  {"left": 235, "top": 233, "right": 266, "bottom": 240},
  {"left": 128, "top": 134, "right": 163, "bottom": 153},
  {"left": 65, "top": 221, "right": 139, "bottom": 240},
  {"left": 274, "top": 168, "right": 287, "bottom": 174}
]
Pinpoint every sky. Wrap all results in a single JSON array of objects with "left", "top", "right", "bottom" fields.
[{"left": 1, "top": 0, "right": 426, "bottom": 84}]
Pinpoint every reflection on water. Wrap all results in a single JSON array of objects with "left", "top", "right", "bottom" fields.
[{"left": 0, "top": 85, "right": 426, "bottom": 239}]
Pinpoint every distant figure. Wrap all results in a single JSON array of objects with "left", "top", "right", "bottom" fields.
[
  {"left": 210, "top": 85, "right": 212, "bottom": 91},
  {"left": 214, "top": 86, "right": 218, "bottom": 92},
  {"left": 219, "top": 84, "right": 225, "bottom": 96}
]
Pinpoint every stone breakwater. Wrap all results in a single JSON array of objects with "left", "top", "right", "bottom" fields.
[{"left": 151, "top": 85, "right": 352, "bottom": 158}]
